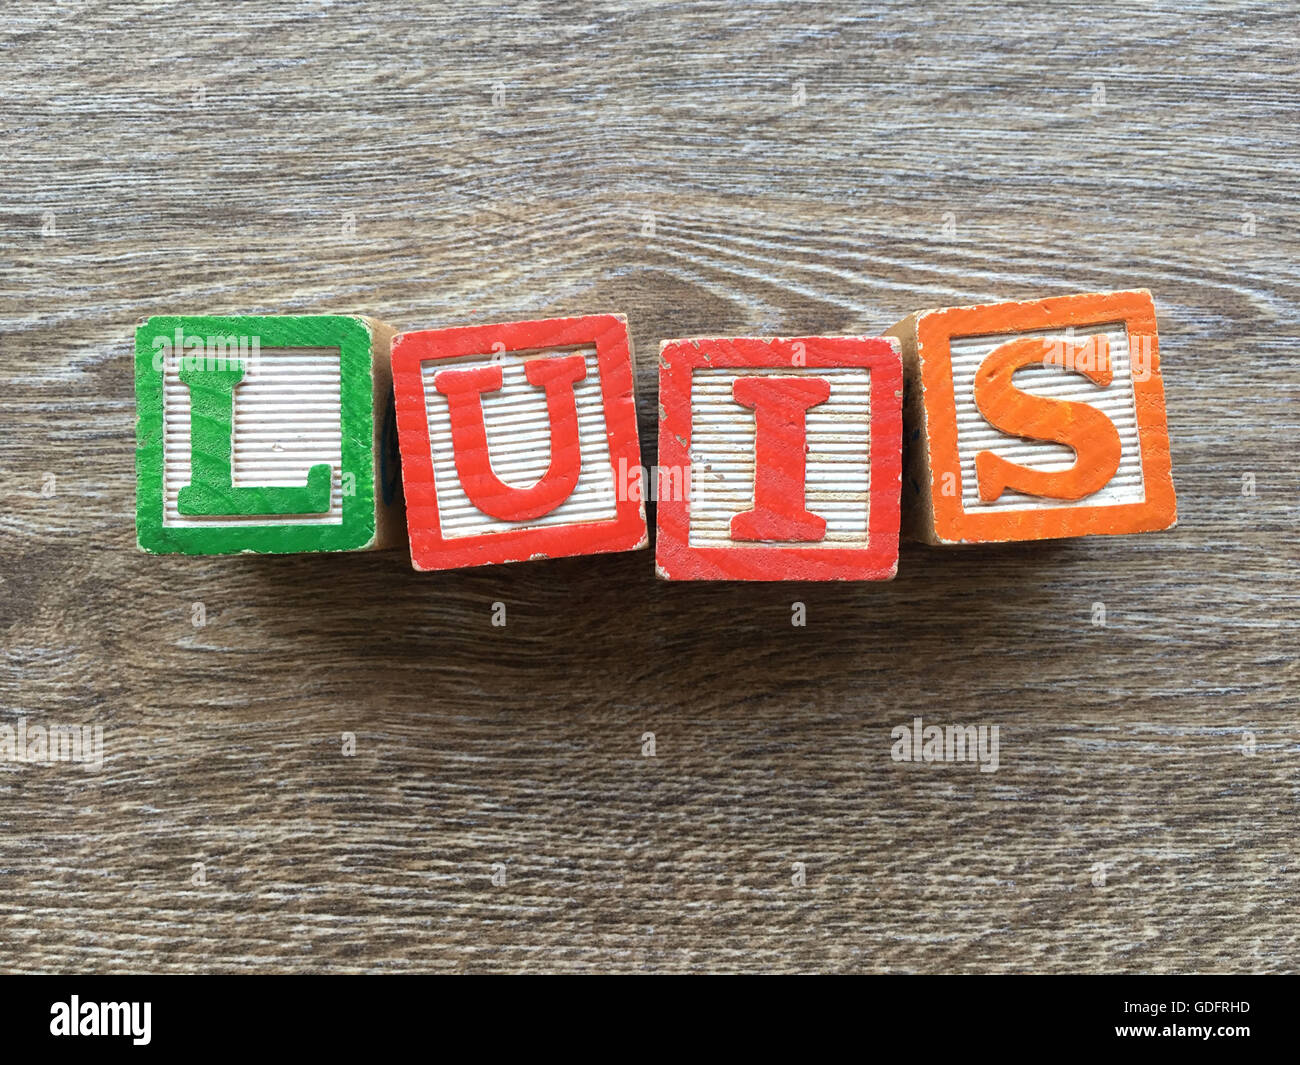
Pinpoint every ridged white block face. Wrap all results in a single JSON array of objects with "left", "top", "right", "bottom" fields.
[
  {"left": 947, "top": 322, "right": 1145, "bottom": 513},
  {"left": 421, "top": 345, "right": 618, "bottom": 538},
  {"left": 162, "top": 347, "right": 344, "bottom": 528},
  {"left": 687, "top": 366, "right": 872, "bottom": 548}
]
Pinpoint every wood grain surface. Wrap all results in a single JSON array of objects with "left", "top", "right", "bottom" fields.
[{"left": 1, "top": 0, "right": 1297, "bottom": 974}]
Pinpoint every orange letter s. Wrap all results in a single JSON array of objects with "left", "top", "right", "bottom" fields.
[{"left": 972, "top": 335, "right": 1122, "bottom": 503}]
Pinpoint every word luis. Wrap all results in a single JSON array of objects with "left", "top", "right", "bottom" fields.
[{"left": 134, "top": 290, "right": 1177, "bottom": 578}]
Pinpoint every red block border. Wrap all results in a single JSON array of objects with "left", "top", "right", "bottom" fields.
[
  {"left": 655, "top": 335, "right": 903, "bottom": 581},
  {"left": 391, "top": 314, "right": 648, "bottom": 571}
]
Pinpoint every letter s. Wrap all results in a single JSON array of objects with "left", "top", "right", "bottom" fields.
[{"left": 972, "top": 335, "right": 1121, "bottom": 502}]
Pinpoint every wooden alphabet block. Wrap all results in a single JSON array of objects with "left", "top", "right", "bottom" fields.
[
  {"left": 887, "top": 289, "right": 1176, "bottom": 544},
  {"left": 655, "top": 335, "right": 903, "bottom": 580},
  {"left": 135, "top": 315, "right": 402, "bottom": 555},
  {"left": 390, "top": 314, "right": 648, "bottom": 571}
]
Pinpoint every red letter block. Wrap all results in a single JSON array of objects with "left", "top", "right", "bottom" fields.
[
  {"left": 391, "top": 314, "right": 648, "bottom": 571},
  {"left": 655, "top": 335, "right": 903, "bottom": 580}
]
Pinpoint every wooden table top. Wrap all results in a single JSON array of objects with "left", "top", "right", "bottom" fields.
[{"left": 0, "top": 1, "right": 1295, "bottom": 972}]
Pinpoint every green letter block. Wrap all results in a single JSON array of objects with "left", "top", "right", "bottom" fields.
[{"left": 135, "top": 315, "right": 402, "bottom": 555}]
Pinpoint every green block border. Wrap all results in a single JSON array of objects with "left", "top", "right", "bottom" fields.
[{"left": 136, "top": 315, "right": 378, "bottom": 555}]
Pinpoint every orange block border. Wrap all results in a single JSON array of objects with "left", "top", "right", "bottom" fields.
[{"left": 916, "top": 289, "right": 1177, "bottom": 543}]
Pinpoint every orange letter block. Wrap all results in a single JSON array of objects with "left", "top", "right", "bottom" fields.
[{"left": 887, "top": 290, "right": 1176, "bottom": 544}]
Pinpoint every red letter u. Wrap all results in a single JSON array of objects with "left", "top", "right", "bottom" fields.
[{"left": 434, "top": 354, "right": 587, "bottom": 522}]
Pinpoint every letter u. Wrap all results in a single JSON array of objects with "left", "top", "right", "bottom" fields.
[{"left": 434, "top": 354, "right": 587, "bottom": 521}]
